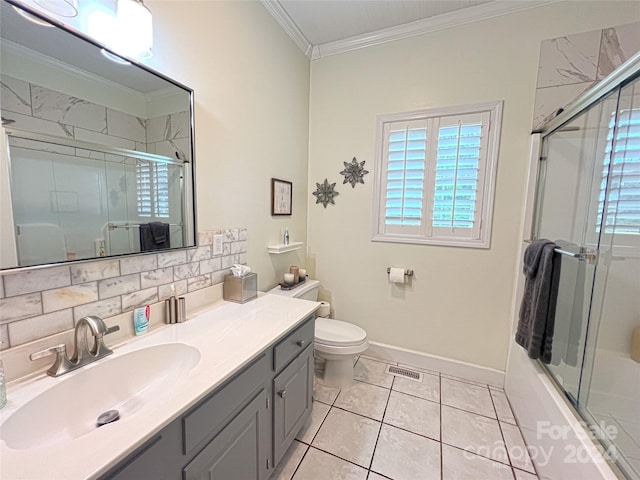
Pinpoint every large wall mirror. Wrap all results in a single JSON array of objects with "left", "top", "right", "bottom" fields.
[{"left": 0, "top": 0, "right": 197, "bottom": 269}]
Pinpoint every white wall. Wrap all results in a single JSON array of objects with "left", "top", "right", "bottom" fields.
[
  {"left": 146, "top": 0, "right": 310, "bottom": 291},
  {"left": 307, "top": 1, "right": 640, "bottom": 371}
]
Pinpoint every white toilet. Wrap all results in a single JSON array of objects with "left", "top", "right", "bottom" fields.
[{"left": 267, "top": 279, "right": 368, "bottom": 388}]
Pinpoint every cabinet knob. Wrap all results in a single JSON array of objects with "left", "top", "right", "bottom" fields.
[
  {"left": 277, "top": 389, "right": 286, "bottom": 399},
  {"left": 296, "top": 340, "right": 305, "bottom": 348}
]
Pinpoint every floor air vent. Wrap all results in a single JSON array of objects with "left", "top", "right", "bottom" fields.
[{"left": 385, "top": 365, "right": 423, "bottom": 382}]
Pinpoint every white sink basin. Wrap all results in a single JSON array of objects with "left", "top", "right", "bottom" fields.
[{"left": 1, "top": 343, "right": 200, "bottom": 450}]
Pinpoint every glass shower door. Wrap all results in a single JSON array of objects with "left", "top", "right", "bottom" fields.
[
  {"left": 535, "top": 73, "right": 640, "bottom": 479},
  {"left": 534, "top": 89, "right": 619, "bottom": 403},
  {"left": 579, "top": 75, "right": 640, "bottom": 480}
]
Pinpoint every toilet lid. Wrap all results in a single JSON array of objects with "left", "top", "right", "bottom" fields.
[{"left": 315, "top": 318, "right": 367, "bottom": 347}]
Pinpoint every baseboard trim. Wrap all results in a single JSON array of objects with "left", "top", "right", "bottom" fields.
[{"left": 365, "top": 341, "right": 505, "bottom": 387}]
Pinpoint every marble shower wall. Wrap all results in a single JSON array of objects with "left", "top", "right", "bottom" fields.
[
  {"left": 0, "top": 73, "right": 189, "bottom": 157},
  {"left": 533, "top": 21, "right": 640, "bottom": 129},
  {"left": 0, "top": 229, "right": 248, "bottom": 350}
]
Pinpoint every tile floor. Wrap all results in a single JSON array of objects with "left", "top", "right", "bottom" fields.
[{"left": 270, "top": 355, "right": 539, "bottom": 480}]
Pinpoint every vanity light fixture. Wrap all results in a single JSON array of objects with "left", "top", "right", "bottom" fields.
[
  {"left": 100, "top": 49, "right": 132, "bottom": 66},
  {"left": 33, "top": 0, "right": 78, "bottom": 18},
  {"left": 116, "top": 0, "right": 153, "bottom": 60},
  {"left": 12, "top": 6, "right": 54, "bottom": 27}
]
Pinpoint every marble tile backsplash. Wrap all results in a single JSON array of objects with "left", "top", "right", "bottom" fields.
[
  {"left": 533, "top": 21, "right": 640, "bottom": 129},
  {"left": 0, "top": 229, "right": 247, "bottom": 350}
]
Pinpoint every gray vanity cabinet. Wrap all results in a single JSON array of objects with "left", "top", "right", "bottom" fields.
[
  {"left": 183, "top": 388, "right": 270, "bottom": 480},
  {"left": 273, "top": 344, "right": 313, "bottom": 465},
  {"left": 100, "top": 315, "right": 315, "bottom": 480}
]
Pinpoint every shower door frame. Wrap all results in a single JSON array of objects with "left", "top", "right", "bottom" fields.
[{"left": 530, "top": 51, "right": 640, "bottom": 479}]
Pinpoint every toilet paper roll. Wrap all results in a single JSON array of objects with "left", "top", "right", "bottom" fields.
[
  {"left": 389, "top": 267, "right": 406, "bottom": 283},
  {"left": 317, "top": 302, "right": 330, "bottom": 318}
]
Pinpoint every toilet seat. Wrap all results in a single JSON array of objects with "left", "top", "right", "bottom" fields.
[{"left": 315, "top": 318, "right": 367, "bottom": 347}]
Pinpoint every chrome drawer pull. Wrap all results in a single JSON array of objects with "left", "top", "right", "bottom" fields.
[
  {"left": 278, "top": 390, "right": 286, "bottom": 399},
  {"left": 296, "top": 340, "right": 305, "bottom": 348}
]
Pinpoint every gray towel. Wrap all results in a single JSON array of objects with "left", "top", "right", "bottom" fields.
[
  {"left": 515, "top": 239, "right": 562, "bottom": 364},
  {"left": 139, "top": 222, "right": 171, "bottom": 251}
]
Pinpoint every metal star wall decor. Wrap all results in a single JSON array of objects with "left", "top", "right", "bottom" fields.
[
  {"left": 312, "top": 178, "right": 339, "bottom": 208},
  {"left": 340, "top": 157, "right": 369, "bottom": 188}
]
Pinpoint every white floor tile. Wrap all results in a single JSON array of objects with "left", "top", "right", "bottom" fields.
[
  {"left": 293, "top": 447, "right": 368, "bottom": 480},
  {"left": 314, "top": 378, "right": 340, "bottom": 405},
  {"left": 441, "top": 405, "right": 507, "bottom": 464},
  {"left": 442, "top": 444, "right": 514, "bottom": 480},
  {"left": 490, "top": 388, "right": 517, "bottom": 424},
  {"left": 296, "top": 401, "right": 331, "bottom": 444},
  {"left": 271, "top": 440, "right": 307, "bottom": 480},
  {"left": 514, "top": 468, "right": 539, "bottom": 480},
  {"left": 384, "top": 390, "right": 440, "bottom": 441},
  {"left": 501, "top": 422, "right": 535, "bottom": 473},
  {"left": 334, "top": 381, "right": 390, "bottom": 421},
  {"left": 366, "top": 473, "right": 389, "bottom": 480},
  {"left": 370, "top": 424, "right": 441, "bottom": 480},
  {"left": 441, "top": 377, "right": 496, "bottom": 419},
  {"left": 312, "top": 408, "right": 381, "bottom": 469},
  {"left": 392, "top": 371, "right": 440, "bottom": 403},
  {"left": 441, "top": 373, "right": 488, "bottom": 388},
  {"left": 354, "top": 357, "right": 394, "bottom": 388}
]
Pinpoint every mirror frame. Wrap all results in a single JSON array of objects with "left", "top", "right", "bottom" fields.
[{"left": 1, "top": 0, "right": 198, "bottom": 272}]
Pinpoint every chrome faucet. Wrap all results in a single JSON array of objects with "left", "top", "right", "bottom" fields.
[{"left": 30, "top": 315, "right": 120, "bottom": 377}]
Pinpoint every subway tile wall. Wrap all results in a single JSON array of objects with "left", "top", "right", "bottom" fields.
[{"left": 0, "top": 229, "right": 247, "bottom": 350}]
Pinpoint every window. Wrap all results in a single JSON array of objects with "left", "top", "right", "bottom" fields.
[
  {"left": 136, "top": 160, "right": 170, "bottom": 218},
  {"left": 372, "top": 101, "right": 502, "bottom": 248},
  {"left": 597, "top": 108, "right": 640, "bottom": 235}
]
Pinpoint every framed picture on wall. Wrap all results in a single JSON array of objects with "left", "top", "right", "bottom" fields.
[{"left": 271, "top": 178, "right": 292, "bottom": 216}]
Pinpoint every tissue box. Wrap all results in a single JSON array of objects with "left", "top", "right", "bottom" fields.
[{"left": 223, "top": 273, "right": 257, "bottom": 303}]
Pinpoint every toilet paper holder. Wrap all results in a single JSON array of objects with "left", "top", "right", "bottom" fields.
[{"left": 387, "top": 268, "right": 414, "bottom": 277}]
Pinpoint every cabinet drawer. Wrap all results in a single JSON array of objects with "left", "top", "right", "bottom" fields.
[
  {"left": 273, "top": 316, "right": 314, "bottom": 373},
  {"left": 183, "top": 352, "right": 270, "bottom": 454}
]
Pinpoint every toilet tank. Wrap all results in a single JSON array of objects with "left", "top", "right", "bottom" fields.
[{"left": 267, "top": 279, "right": 320, "bottom": 301}]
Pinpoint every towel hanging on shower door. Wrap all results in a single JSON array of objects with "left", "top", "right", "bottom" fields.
[
  {"left": 139, "top": 222, "right": 171, "bottom": 251},
  {"left": 515, "top": 239, "right": 562, "bottom": 364}
]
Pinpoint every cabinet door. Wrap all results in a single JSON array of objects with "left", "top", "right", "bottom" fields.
[
  {"left": 99, "top": 419, "right": 183, "bottom": 480},
  {"left": 183, "top": 389, "right": 270, "bottom": 480},
  {"left": 273, "top": 344, "right": 313, "bottom": 466}
]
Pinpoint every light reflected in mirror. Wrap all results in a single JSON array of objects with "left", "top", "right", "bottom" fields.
[{"left": 0, "top": 0, "right": 196, "bottom": 269}]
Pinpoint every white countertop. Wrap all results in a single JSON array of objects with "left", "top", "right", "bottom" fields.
[{"left": 0, "top": 294, "right": 319, "bottom": 480}]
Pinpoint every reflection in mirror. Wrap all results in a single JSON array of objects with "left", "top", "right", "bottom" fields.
[{"left": 0, "top": 0, "right": 196, "bottom": 269}]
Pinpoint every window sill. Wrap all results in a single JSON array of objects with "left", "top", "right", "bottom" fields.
[{"left": 371, "top": 233, "right": 490, "bottom": 249}]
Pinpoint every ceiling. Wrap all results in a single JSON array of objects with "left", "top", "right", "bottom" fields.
[{"left": 261, "top": 0, "right": 553, "bottom": 59}]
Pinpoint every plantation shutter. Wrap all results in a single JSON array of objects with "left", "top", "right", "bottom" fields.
[
  {"left": 373, "top": 101, "right": 501, "bottom": 248},
  {"left": 137, "top": 160, "right": 171, "bottom": 218},
  {"left": 382, "top": 120, "right": 427, "bottom": 235},
  {"left": 430, "top": 112, "right": 489, "bottom": 240},
  {"left": 136, "top": 161, "right": 152, "bottom": 217},
  {"left": 598, "top": 108, "right": 640, "bottom": 234},
  {"left": 154, "top": 163, "right": 170, "bottom": 218}
]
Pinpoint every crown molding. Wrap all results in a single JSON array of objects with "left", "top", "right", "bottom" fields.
[
  {"left": 261, "top": 0, "right": 555, "bottom": 61},
  {"left": 312, "top": 0, "right": 556, "bottom": 59},
  {"left": 260, "top": 0, "right": 313, "bottom": 59}
]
